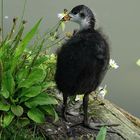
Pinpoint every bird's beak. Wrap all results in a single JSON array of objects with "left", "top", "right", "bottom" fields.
[{"left": 61, "top": 14, "right": 72, "bottom": 21}]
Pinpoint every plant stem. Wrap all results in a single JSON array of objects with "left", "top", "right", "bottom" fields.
[
  {"left": 43, "top": 21, "right": 62, "bottom": 38},
  {"left": 0, "top": 128, "right": 3, "bottom": 139},
  {"left": 1, "top": 0, "right": 4, "bottom": 40},
  {"left": 33, "top": 124, "right": 36, "bottom": 138},
  {"left": 46, "top": 36, "right": 65, "bottom": 48},
  {"left": 19, "top": 0, "right": 27, "bottom": 28}
]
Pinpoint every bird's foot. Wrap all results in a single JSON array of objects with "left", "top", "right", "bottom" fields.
[
  {"left": 70, "top": 121, "right": 120, "bottom": 134},
  {"left": 83, "top": 122, "right": 126, "bottom": 139},
  {"left": 84, "top": 122, "right": 120, "bottom": 130}
]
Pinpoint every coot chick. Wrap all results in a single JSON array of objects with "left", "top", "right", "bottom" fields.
[{"left": 55, "top": 5, "right": 110, "bottom": 127}]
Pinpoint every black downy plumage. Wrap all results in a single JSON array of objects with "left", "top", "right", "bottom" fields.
[{"left": 55, "top": 5, "right": 110, "bottom": 127}]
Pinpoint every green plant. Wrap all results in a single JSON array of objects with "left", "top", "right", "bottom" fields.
[
  {"left": 0, "top": 18, "right": 64, "bottom": 128},
  {"left": 0, "top": 121, "right": 45, "bottom": 140},
  {"left": 96, "top": 127, "right": 107, "bottom": 140}
]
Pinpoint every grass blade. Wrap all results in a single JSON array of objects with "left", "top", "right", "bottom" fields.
[{"left": 96, "top": 127, "right": 107, "bottom": 140}]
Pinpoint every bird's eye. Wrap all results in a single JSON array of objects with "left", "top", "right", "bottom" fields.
[
  {"left": 73, "top": 11, "right": 78, "bottom": 15},
  {"left": 80, "top": 13, "right": 85, "bottom": 18}
]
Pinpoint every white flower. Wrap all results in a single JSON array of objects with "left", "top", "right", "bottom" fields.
[
  {"left": 29, "top": 51, "right": 32, "bottom": 54},
  {"left": 50, "top": 53, "right": 56, "bottom": 59},
  {"left": 4, "top": 16, "right": 9, "bottom": 19},
  {"left": 57, "top": 13, "right": 66, "bottom": 20},
  {"left": 109, "top": 59, "right": 119, "bottom": 69},
  {"left": 136, "top": 59, "right": 140, "bottom": 66},
  {"left": 57, "top": 13, "right": 66, "bottom": 31},
  {"left": 57, "top": 9, "right": 68, "bottom": 20},
  {"left": 75, "top": 96, "right": 80, "bottom": 101},
  {"left": 97, "top": 85, "right": 107, "bottom": 99},
  {"left": 49, "top": 53, "right": 56, "bottom": 62},
  {"left": 75, "top": 95, "right": 83, "bottom": 101},
  {"left": 57, "top": 9, "right": 70, "bottom": 31}
]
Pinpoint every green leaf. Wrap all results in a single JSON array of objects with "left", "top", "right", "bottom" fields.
[
  {"left": 60, "top": 22, "right": 65, "bottom": 31},
  {"left": 25, "top": 93, "right": 58, "bottom": 108},
  {"left": 18, "top": 117, "right": 30, "bottom": 127},
  {"left": 34, "top": 56, "right": 49, "bottom": 66},
  {"left": 11, "top": 26, "right": 24, "bottom": 53},
  {"left": 96, "top": 127, "right": 107, "bottom": 140},
  {"left": 54, "top": 109, "right": 59, "bottom": 122},
  {"left": 0, "top": 102, "right": 10, "bottom": 111},
  {"left": 11, "top": 19, "right": 42, "bottom": 72},
  {"left": 2, "top": 112, "right": 14, "bottom": 127},
  {"left": 20, "top": 85, "right": 41, "bottom": 98},
  {"left": 14, "top": 19, "right": 42, "bottom": 58},
  {"left": 11, "top": 105, "right": 23, "bottom": 117},
  {"left": 0, "top": 88, "right": 9, "bottom": 98},
  {"left": 0, "top": 40, "right": 11, "bottom": 59},
  {"left": 27, "top": 108, "right": 45, "bottom": 123},
  {"left": 42, "top": 81, "right": 55, "bottom": 90},
  {"left": 0, "top": 60, "right": 3, "bottom": 86},
  {"left": 16, "top": 68, "right": 28, "bottom": 82},
  {"left": 2, "top": 70, "right": 15, "bottom": 95},
  {"left": 41, "top": 105, "right": 59, "bottom": 122},
  {"left": 20, "top": 96, "right": 30, "bottom": 103},
  {"left": 19, "top": 68, "right": 45, "bottom": 88}
]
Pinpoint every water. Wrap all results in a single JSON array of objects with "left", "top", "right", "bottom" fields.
[{"left": 1, "top": 0, "right": 140, "bottom": 117}]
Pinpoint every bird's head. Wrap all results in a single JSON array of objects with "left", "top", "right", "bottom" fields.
[{"left": 63, "top": 5, "right": 96, "bottom": 30}]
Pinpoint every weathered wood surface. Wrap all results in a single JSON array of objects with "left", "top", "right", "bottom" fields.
[{"left": 39, "top": 94, "right": 140, "bottom": 140}]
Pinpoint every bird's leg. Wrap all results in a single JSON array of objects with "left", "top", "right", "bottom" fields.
[
  {"left": 83, "top": 93, "right": 89, "bottom": 126},
  {"left": 82, "top": 94, "right": 120, "bottom": 130},
  {"left": 69, "top": 93, "right": 120, "bottom": 135},
  {"left": 62, "top": 94, "right": 68, "bottom": 121}
]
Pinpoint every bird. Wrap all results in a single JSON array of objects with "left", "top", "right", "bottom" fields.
[{"left": 55, "top": 5, "right": 110, "bottom": 128}]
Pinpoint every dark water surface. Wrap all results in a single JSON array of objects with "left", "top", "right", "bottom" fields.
[{"left": 1, "top": 0, "right": 140, "bottom": 117}]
